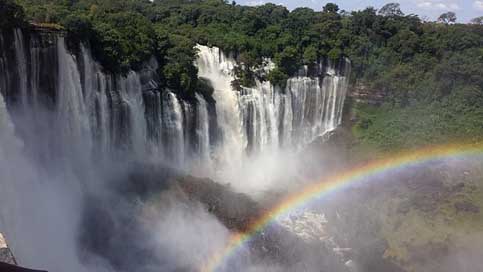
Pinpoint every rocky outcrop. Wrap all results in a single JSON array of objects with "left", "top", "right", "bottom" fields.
[
  {"left": 171, "top": 176, "right": 262, "bottom": 232},
  {"left": 0, "top": 232, "right": 16, "bottom": 265},
  {"left": 78, "top": 164, "right": 351, "bottom": 272},
  {"left": 0, "top": 233, "right": 47, "bottom": 272},
  {"left": 348, "top": 83, "right": 385, "bottom": 106},
  {"left": 0, "top": 262, "right": 47, "bottom": 272}
]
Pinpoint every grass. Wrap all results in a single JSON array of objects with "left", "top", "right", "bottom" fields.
[
  {"left": 375, "top": 163, "right": 483, "bottom": 271},
  {"left": 351, "top": 100, "right": 483, "bottom": 152}
]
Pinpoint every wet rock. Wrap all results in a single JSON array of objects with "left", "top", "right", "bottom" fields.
[
  {"left": 0, "top": 233, "right": 47, "bottom": 271},
  {"left": 172, "top": 176, "right": 262, "bottom": 232},
  {"left": 0, "top": 232, "right": 16, "bottom": 265},
  {"left": 348, "top": 83, "right": 386, "bottom": 106},
  {"left": 0, "top": 262, "right": 47, "bottom": 272}
]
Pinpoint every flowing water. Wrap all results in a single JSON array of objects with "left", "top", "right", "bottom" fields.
[{"left": 0, "top": 29, "right": 350, "bottom": 271}]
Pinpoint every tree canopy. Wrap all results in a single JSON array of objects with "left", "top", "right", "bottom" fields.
[
  {"left": 1, "top": 1, "right": 483, "bottom": 148},
  {"left": 438, "top": 12, "right": 457, "bottom": 24},
  {"left": 378, "top": 3, "right": 404, "bottom": 17},
  {"left": 471, "top": 16, "right": 483, "bottom": 25},
  {"left": 0, "top": 0, "right": 26, "bottom": 28}
]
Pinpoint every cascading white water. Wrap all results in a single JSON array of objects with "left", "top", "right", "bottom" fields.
[
  {"left": 0, "top": 87, "right": 90, "bottom": 272},
  {"left": 57, "top": 38, "right": 94, "bottom": 167},
  {"left": 194, "top": 93, "right": 212, "bottom": 171},
  {"left": 0, "top": 29, "right": 352, "bottom": 270},
  {"left": 6, "top": 33, "right": 350, "bottom": 177},
  {"left": 195, "top": 45, "right": 246, "bottom": 172},
  {"left": 0, "top": 85, "right": 25, "bottom": 242},
  {"left": 194, "top": 44, "right": 349, "bottom": 157},
  {"left": 13, "top": 29, "right": 28, "bottom": 107},
  {"left": 81, "top": 44, "right": 112, "bottom": 157},
  {"left": 239, "top": 81, "right": 279, "bottom": 153},
  {"left": 161, "top": 91, "right": 185, "bottom": 165},
  {"left": 118, "top": 71, "right": 148, "bottom": 157},
  {"left": 193, "top": 44, "right": 350, "bottom": 192}
]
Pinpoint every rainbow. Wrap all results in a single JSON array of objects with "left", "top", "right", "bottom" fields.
[{"left": 201, "top": 142, "right": 483, "bottom": 272}]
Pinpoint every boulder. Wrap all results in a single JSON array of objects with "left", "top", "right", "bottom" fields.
[
  {"left": 0, "top": 233, "right": 16, "bottom": 265},
  {"left": 0, "top": 233, "right": 47, "bottom": 272}
]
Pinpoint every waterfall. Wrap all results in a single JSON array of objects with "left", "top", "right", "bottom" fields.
[
  {"left": 193, "top": 44, "right": 350, "bottom": 190},
  {"left": 239, "top": 82, "right": 279, "bottom": 153},
  {"left": 161, "top": 91, "right": 185, "bottom": 165},
  {"left": 57, "top": 37, "right": 93, "bottom": 165},
  {"left": 0, "top": 28, "right": 351, "bottom": 270},
  {"left": 195, "top": 44, "right": 350, "bottom": 155},
  {"left": 195, "top": 45, "right": 245, "bottom": 171},
  {"left": 80, "top": 44, "right": 112, "bottom": 157},
  {"left": 118, "top": 71, "right": 147, "bottom": 157},
  {"left": 13, "top": 29, "right": 28, "bottom": 107},
  {"left": 194, "top": 93, "right": 212, "bottom": 170},
  {"left": 2, "top": 30, "right": 350, "bottom": 175},
  {"left": 0, "top": 88, "right": 30, "bottom": 267},
  {"left": 0, "top": 87, "right": 90, "bottom": 272}
]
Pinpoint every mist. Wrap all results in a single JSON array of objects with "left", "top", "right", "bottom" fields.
[{"left": 0, "top": 24, "right": 482, "bottom": 272}]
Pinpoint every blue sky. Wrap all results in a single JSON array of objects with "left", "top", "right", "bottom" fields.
[{"left": 238, "top": 0, "right": 483, "bottom": 22}]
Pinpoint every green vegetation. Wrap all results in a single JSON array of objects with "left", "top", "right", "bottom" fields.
[
  {"left": 1, "top": 2, "right": 483, "bottom": 270},
  {"left": 378, "top": 163, "right": 483, "bottom": 271},
  {"left": 1, "top": 0, "right": 482, "bottom": 148},
  {"left": 352, "top": 45, "right": 483, "bottom": 150},
  {"left": 353, "top": 87, "right": 483, "bottom": 150},
  {"left": 0, "top": 0, "right": 26, "bottom": 28}
]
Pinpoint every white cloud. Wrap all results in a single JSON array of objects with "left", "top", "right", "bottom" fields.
[
  {"left": 246, "top": 0, "right": 265, "bottom": 6},
  {"left": 474, "top": 0, "right": 483, "bottom": 10},
  {"left": 414, "top": 0, "right": 460, "bottom": 10}
]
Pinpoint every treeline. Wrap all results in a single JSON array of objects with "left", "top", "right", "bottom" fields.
[{"left": 1, "top": 0, "right": 483, "bottom": 148}]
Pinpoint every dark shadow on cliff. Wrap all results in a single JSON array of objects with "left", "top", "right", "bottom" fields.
[{"left": 78, "top": 162, "right": 351, "bottom": 272}]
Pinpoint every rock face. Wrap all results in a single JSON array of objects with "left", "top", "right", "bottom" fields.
[
  {"left": 0, "top": 232, "right": 16, "bottom": 265},
  {"left": 78, "top": 164, "right": 351, "bottom": 272},
  {"left": 0, "top": 233, "right": 46, "bottom": 271},
  {"left": 348, "top": 83, "right": 385, "bottom": 106},
  {"left": 172, "top": 176, "right": 262, "bottom": 232},
  {"left": 0, "top": 28, "right": 350, "bottom": 174},
  {"left": 0, "top": 262, "right": 47, "bottom": 272}
]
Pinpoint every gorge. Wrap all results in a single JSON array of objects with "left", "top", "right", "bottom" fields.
[
  {"left": 0, "top": 27, "right": 351, "bottom": 271},
  {"left": 1, "top": 1, "right": 483, "bottom": 271},
  {"left": 0, "top": 27, "right": 350, "bottom": 187}
]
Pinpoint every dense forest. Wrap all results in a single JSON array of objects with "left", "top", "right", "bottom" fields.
[{"left": 1, "top": 0, "right": 483, "bottom": 150}]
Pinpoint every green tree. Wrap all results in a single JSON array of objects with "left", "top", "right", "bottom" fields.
[
  {"left": 470, "top": 16, "right": 483, "bottom": 25},
  {"left": 86, "top": 11, "right": 156, "bottom": 71},
  {"left": 378, "top": 3, "right": 404, "bottom": 17},
  {"left": 268, "top": 68, "right": 288, "bottom": 88},
  {"left": 303, "top": 45, "right": 318, "bottom": 64},
  {"left": 0, "top": 0, "right": 25, "bottom": 28},
  {"left": 274, "top": 46, "right": 300, "bottom": 75},
  {"left": 323, "top": 3, "right": 339, "bottom": 14},
  {"left": 438, "top": 12, "right": 457, "bottom": 24},
  {"left": 327, "top": 47, "right": 342, "bottom": 61}
]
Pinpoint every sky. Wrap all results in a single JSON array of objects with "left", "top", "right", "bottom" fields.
[{"left": 238, "top": 0, "right": 483, "bottom": 22}]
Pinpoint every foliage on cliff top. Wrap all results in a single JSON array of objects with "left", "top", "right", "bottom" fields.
[
  {"left": 3, "top": 0, "right": 483, "bottom": 146},
  {"left": 352, "top": 46, "right": 483, "bottom": 150},
  {"left": 0, "top": 0, "right": 26, "bottom": 28},
  {"left": 8, "top": 1, "right": 482, "bottom": 81},
  {"left": 8, "top": 1, "right": 483, "bottom": 78}
]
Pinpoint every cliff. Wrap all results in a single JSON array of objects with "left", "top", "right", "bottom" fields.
[
  {"left": 0, "top": 27, "right": 350, "bottom": 170},
  {"left": 348, "top": 83, "right": 386, "bottom": 106},
  {"left": 0, "top": 26, "right": 351, "bottom": 272}
]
